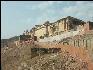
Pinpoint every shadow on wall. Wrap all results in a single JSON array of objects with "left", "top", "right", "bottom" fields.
[{"left": 31, "top": 48, "right": 61, "bottom": 58}]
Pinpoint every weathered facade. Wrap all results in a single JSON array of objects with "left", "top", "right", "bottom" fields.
[{"left": 22, "top": 16, "right": 93, "bottom": 41}]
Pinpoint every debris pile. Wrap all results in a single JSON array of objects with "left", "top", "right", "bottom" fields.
[{"left": 29, "top": 51, "right": 89, "bottom": 70}]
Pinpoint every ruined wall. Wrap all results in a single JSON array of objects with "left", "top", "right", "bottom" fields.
[
  {"left": 34, "top": 18, "right": 69, "bottom": 38},
  {"left": 62, "top": 34, "right": 93, "bottom": 51},
  {"left": 31, "top": 48, "right": 61, "bottom": 58},
  {"left": 19, "top": 35, "right": 31, "bottom": 41},
  {"left": 23, "top": 16, "right": 91, "bottom": 41},
  {"left": 58, "top": 20, "right": 65, "bottom": 32},
  {"left": 48, "top": 25, "right": 53, "bottom": 36},
  {"left": 84, "top": 22, "right": 89, "bottom": 33},
  {"left": 35, "top": 27, "right": 46, "bottom": 39},
  {"left": 53, "top": 22, "right": 59, "bottom": 34},
  {"left": 89, "top": 22, "right": 93, "bottom": 30},
  {"left": 47, "top": 19, "right": 68, "bottom": 36}
]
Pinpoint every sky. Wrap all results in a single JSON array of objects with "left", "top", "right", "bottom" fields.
[{"left": 1, "top": 1, "right": 93, "bottom": 39}]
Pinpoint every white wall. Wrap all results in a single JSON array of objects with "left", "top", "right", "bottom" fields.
[{"left": 38, "top": 30, "right": 83, "bottom": 42}]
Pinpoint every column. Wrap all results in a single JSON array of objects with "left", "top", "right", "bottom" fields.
[
  {"left": 74, "top": 40, "right": 75, "bottom": 46},
  {"left": 86, "top": 40, "right": 87, "bottom": 49},
  {"left": 78, "top": 39, "right": 79, "bottom": 47},
  {"left": 89, "top": 39, "right": 91, "bottom": 50}
]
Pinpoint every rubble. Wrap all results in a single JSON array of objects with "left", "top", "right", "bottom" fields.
[
  {"left": 29, "top": 51, "right": 89, "bottom": 70},
  {"left": 1, "top": 34, "right": 93, "bottom": 70}
]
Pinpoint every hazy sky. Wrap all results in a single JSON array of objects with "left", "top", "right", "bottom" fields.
[{"left": 1, "top": 1, "right": 93, "bottom": 39}]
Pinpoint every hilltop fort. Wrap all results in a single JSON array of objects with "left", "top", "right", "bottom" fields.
[
  {"left": 15, "top": 16, "right": 93, "bottom": 45},
  {"left": 2, "top": 16, "right": 93, "bottom": 70}
]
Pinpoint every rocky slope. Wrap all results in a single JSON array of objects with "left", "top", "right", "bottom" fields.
[
  {"left": 1, "top": 33, "right": 93, "bottom": 70},
  {"left": 1, "top": 42, "right": 93, "bottom": 70}
]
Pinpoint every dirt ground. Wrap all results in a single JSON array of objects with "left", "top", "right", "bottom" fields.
[{"left": 1, "top": 41, "right": 93, "bottom": 70}]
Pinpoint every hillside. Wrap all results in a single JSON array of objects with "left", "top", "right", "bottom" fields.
[
  {"left": 1, "top": 36, "right": 19, "bottom": 48},
  {"left": 1, "top": 36, "right": 93, "bottom": 70}
]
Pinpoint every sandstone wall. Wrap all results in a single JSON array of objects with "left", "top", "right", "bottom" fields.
[
  {"left": 35, "top": 27, "right": 46, "bottom": 39},
  {"left": 63, "top": 34, "right": 93, "bottom": 51},
  {"left": 58, "top": 20, "right": 65, "bottom": 32},
  {"left": 34, "top": 19, "right": 68, "bottom": 38},
  {"left": 84, "top": 22, "right": 89, "bottom": 33},
  {"left": 48, "top": 26, "right": 53, "bottom": 36}
]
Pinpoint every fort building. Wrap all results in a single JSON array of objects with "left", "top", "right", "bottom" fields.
[{"left": 19, "top": 16, "right": 93, "bottom": 42}]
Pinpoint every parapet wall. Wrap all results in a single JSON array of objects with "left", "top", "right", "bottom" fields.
[
  {"left": 59, "top": 34, "right": 93, "bottom": 51},
  {"left": 31, "top": 48, "right": 61, "bottom": 58}
]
